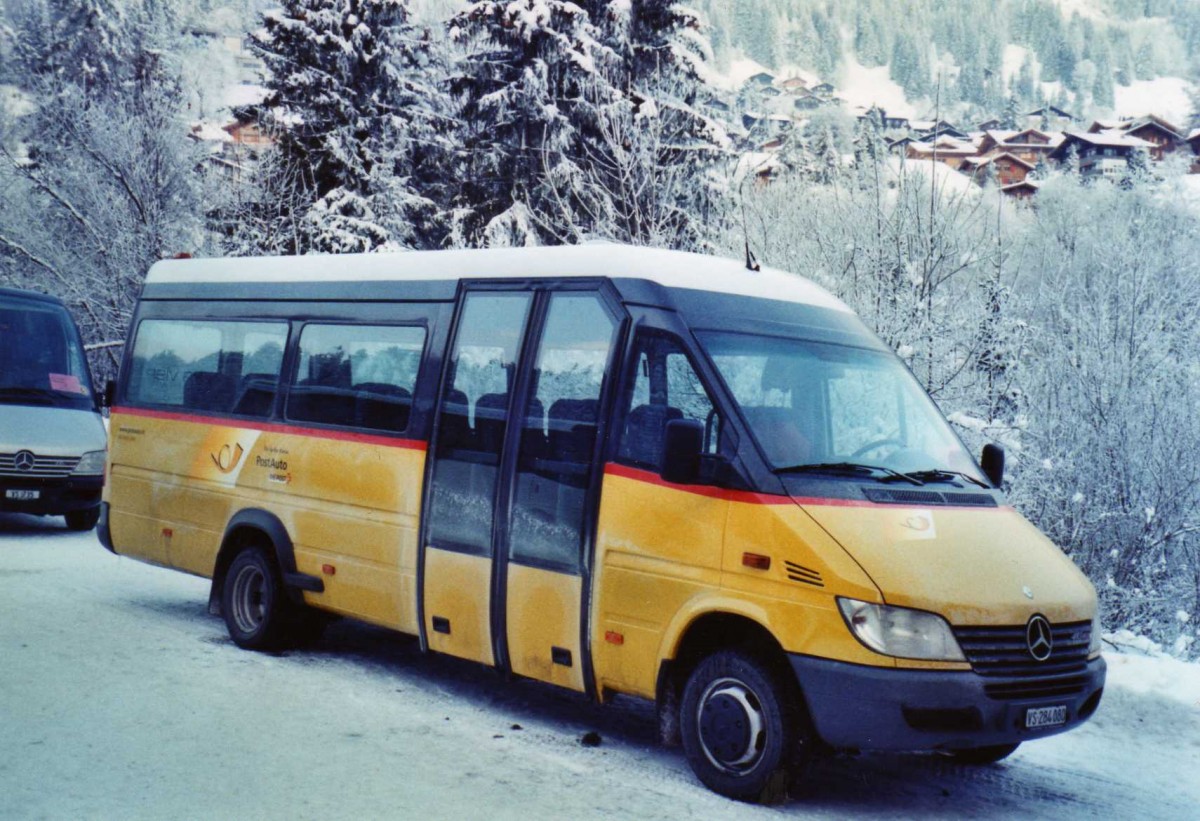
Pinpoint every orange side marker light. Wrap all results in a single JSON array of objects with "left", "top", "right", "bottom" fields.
[
  {"left": 604, "top": 631, "right": 624, "bottom": 645},
  {"left": 322, "top": 564, "right": 336, "bottom": 576},
  {"left": 742, "top": 552, "right": 771, "bottom": 570}
]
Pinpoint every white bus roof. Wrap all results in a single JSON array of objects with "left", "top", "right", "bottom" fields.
[{"left": 146, "top": 244, "right": 852, "bottom": 314}]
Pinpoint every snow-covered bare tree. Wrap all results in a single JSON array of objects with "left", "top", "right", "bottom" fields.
[{"left": 0, "top": 0, "right": 203, "bottom": 380}]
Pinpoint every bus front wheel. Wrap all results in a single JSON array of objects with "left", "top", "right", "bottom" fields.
[
  {"left": 680, "top": 650, "right": 810, "bottom": 803},
  {"left": 222, "top": 546, "right": 289, "bottom": 651}
]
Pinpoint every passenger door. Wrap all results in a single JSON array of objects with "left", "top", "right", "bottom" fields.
[
  {"left": 422, "top": 291, "right": 534, "bottom": 666},
  {"left": 420, "top": 287, "right": 621, "bottom": 691},
  {"left": 504, "top": 293, "right": 621, "bottom": 691}
]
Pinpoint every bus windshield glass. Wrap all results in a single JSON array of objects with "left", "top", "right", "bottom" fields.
[
  {"left": 699, "top": 331, "right": 984, "bottom": 483},
  {"left": 0, "top": 297, "right": 94, "bottom": 409}
]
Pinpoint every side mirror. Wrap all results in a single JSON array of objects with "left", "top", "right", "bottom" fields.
[
  {"left": 102, "top": 380, "right": 116, "bottom": 409},
  {"left": 661, "top": 419, "right": 704, "bottom": 485},
  {"left": 981, "top": 443, "right": 1005, "bottom": 488}
]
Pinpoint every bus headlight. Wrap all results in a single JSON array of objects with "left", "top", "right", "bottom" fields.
[
  {"left": 72, "top": 450, "right": 107, "bottom": 476},
  {"left": 1089, "top": 611, "right": 1103, "bottom": 656},
  {"left": 837, "top": 597, "right": 966, "bottom": 662}
]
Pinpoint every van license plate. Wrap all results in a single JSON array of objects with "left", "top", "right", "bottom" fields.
[
  {"left": 1025, "top": 705, "right": 1067, "bottom": 728},
  {"left": 6, "top": 489, "right": 39, "bottom": 500}
]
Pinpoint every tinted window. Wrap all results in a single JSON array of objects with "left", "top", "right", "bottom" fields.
[
  {"left": 287, "top": 324, "right": 425, "bottom": 432},
  {"left": 426, "top": 293, "right": 533, "bottom": 555},
  {"left": 509, "top": 294, "right": 618, "bottom": 571},
  {"left": 618, "top": 333, "right": 721, "bottom": 471},
  {"left": 127, "top": 319, "right": 287, "bottom": 415},
  {"left": 0, "top": 299, "right": 93, "bottom": 409}
]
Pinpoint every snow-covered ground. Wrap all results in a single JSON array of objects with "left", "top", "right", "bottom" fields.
[{"left": 2, "top": 513, "right": 1198, "bottom": 820}]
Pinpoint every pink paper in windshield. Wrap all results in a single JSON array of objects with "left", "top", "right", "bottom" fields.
[{"left": 49, "top": 373, "right": 85, "bottom": 394}]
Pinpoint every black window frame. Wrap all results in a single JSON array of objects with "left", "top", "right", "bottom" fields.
[
  {"left": 282, "top": 319, "right": 429, "bottom": 437},
  {"left": 123, "top": 315, "right": 292, "bottom": 420}
]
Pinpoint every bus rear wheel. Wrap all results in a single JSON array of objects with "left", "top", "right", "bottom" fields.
[
  {"left": 222, "top": 546, "right": 289, "bottom": 651},
  {"left": 680, "top": 650, "right": 810, "bottom": 803}
]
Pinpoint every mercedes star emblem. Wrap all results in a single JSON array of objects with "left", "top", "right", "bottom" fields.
[
  {"left": 14, "top": 451, "right": 36, "bottom": 472},
  {"left": 1026, "top": 614, "right": 1054, "bottom": 662}
]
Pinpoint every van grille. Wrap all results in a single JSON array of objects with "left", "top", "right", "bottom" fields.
[
  {"left": 954, "top": 621, "right": 1092, "bottom": 700},
  {"left": 0, "top": 452, "right": 80, "bottom": 478}
]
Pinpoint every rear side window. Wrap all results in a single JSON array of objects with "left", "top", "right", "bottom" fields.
[
  {"left": 126, "top": 319, "right": 287, "bottom": 416},
  {"left": 286, "top": 324, "right": 425, "bottom": 433}
]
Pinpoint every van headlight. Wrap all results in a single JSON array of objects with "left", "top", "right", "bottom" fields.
[
  {"left": 837, "top": 597, "right": 966, "bottom": 662},
  {"left": 72, "top": 450, "right": 107, "bottom": 476},
  {"left": 1088, "top": 611, "right": 1102, "bottom": 656}
]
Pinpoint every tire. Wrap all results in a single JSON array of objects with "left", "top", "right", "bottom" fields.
[
  {"left": 680, "top": 650, "right": 811, "bottom": 803},
  {"left": 64, "top": 507, "right": 100, "bottom": 531},
  {"left": 945, "top": 743, "right": 1020, "bottom": 765},
  {"left": 221, "top": 546, "right": 290, "bottom": 651}
]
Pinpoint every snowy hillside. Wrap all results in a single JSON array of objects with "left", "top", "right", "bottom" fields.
[{"left": 701, "top": 0, "right": 1200, "bottom": 127}]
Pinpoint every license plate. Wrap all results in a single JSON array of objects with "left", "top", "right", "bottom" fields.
[
  {"left": 1025, "top": 705, "right": 1067, "bottom": 728},
  {"left": 5, "top": 489, "right": 40, "bottom": 501}
]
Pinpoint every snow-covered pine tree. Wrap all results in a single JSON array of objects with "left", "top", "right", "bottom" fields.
[
  {"left": 8, "top": 0, "right": 126, "bottom": 93},
  {"left": 447, "top": 0, "right": 622, "bottom": 247},
  {"left": 1122, "top": 145, "right": 1152, "bottom": 189},
  {"left": 242, "top": 0, "right": 445, "bottom": 254},
  {"left": 1000, "top": 95, "right": 1020, "bottom": 130}
]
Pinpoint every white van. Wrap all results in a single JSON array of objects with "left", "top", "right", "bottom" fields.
[{"left": 0, "top": 287, "right": 107, "bottom": 530}]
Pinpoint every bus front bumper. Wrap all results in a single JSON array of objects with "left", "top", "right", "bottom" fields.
[{"left": 788, "top": 653, "right": 1106, "bottom": 752}]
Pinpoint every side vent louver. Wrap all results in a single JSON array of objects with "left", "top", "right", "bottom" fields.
[
  {"left": 784, "top": 561, "right": 824, "bottom": 587},
  {"left": 861, "top": 487, "right": 999, "bottom": 507}
]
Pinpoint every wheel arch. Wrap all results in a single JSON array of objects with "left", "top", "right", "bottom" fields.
[
  {"left": 209, "top": 508, "right": 319, "bottom": 614},
  {"left": 654, "top": 607, "right": 800, "bottom": 746}
]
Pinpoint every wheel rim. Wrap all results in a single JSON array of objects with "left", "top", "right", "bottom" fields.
[
  {"left": 230, "top": 563, "right": 267, "bottom": 635},
  {"left": 696, "top": 677, "right": 767, "bottom": 774}
]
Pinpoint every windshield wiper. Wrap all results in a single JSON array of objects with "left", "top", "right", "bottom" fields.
[
  {"left": 0, "top": 386, "right": 62, "bottom": 404},
  {"left": 902, "top": 469, "right": 990, "bottom": 489},
  {"left": 775, "top": 462, "right": 924, "bottom": 486}
]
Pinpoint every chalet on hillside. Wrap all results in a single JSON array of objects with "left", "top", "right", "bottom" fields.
[
  {"left": 793, "top": 94, "right": 823, "bottom": 111},
  {"left": 1000, "top": 180, "right": 1039, "bottom": 200},
  {"left": 977, "top": 118, "right": 1003, "bottom": 132},
  {"left": 905, "top": 136, "right": 979, "bottom": 170},
  {"left": 860, "top": 106, "right": 910, "bottom": 130},
  {"left": 812, "top": 82, "right": 836, "bottom": 97},
  {"left": 911, "top": 120, "right": 970, "bottom": 141},
  {"left": 1088, "top": 115, "right": 1183, "bottom": 162},
  {"left": 1049, "top": 131, "right": 1154, "bottom": 180},
  {"left": 962, "top": 152, "right": 1036, "bottom": 186},
  {"left": 976, "top": 128, "right": 1061, "bottom": 166},
  {"left": 746, "top": 72, "right": 776, "bottom": 88},
  {"left": 780, "top": 77, "right": 808, "bottom": 92},
  {"left": 1026, "top": 106, "right": 1076, "bottom": 127},
  {"left": 1188, "top": 128, "right": 1200, "bottom": 172}
]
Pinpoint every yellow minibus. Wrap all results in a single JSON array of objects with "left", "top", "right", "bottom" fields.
[{"left": 100, "top": 245, "right": 1104, "bottom": 801}]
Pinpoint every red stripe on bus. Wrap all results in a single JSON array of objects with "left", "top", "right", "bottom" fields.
[
  {"left": 111, "top": 406, "right": 428, "bottom": 452},
  {"left": 603, "top": 463, "right": 1011, "bottom": 511}
]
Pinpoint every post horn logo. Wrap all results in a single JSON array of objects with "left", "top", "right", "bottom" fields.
[
  {"left": 1026, "top": 614, "right": 1054, "bottom": 662},
  {"left": 211, "top": 443, "right": 245, "bottom": 474}
]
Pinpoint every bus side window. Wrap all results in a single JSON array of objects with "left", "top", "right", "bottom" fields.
[
  {"left": 286, "top": 324, "right": 426, "bottom": 433},
  {"left": 126, "top": 319, "right": 286, "bottom": 416},
  {"left": 617, "top": 333, "right": 721, "bottom": 472}
]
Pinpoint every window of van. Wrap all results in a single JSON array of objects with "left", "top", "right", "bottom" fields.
[
  {"left": 618, "top": 332, "right": 722, "bottom": 471},
  {"left": 0, "top": 300, "right": 93, "bottom": 410},
  {"left": 126, "top": 319, "right": 287, "bottom": 416},
  {"left": 286, "top": 324, "right": 425, "bottom": 433}
]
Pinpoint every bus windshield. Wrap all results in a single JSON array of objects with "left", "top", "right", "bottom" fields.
[
  {"left": 0, "top": 297, "right": 95, "bottom": 410},
  {"left": 699, "top": 331, "right": 985, "bottom": 484}
]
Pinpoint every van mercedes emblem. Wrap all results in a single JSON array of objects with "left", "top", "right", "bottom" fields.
[
  {"left": 14, "top": 451, "right": 35, "bottom": 471},
  {"left": 1026, "top": 615, "right": 1053, "bottom": 661}
]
